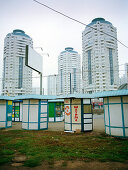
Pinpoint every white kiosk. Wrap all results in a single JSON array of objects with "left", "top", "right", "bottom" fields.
[
  {"left": 0, "top": 96, "right": 13, "bottom": 129},
  {"left": 14, "top": 95, "right": 56, "bottom": 130},
  {"left": 94, "top": 90, "right": 128, "bottom": 137},
  {"left": 58, "top": 94, "right": 93, "bottom": 132}
]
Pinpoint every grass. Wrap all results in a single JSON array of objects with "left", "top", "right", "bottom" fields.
[{"left": 0, "top": 130, "right": 128, "bottom": 167}]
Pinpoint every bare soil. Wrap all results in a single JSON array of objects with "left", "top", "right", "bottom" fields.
[
  {"left": 0, "top": 161, "right": 128, "bottom": 170},
  {"left": 2, "top": 114, "right": 126, "bottom": 170}
]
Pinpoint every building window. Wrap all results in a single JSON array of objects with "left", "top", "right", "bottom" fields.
[
  {"left": 60, "top": 69, "right": 63, "bottom": 93},
  {"left": 88, "top": 50, "right": 92, "bottom": 84},
  {"left": 109, "top": 48, "right": 114, "bottom": 85},
  {"left": 19, "top": 57, "right": 23, "bottom": 88},
  {"left": 3, "top": 58, "right": 6, "bottom": 89},
  {"left": 73, "top": 68, "right": 76, "bottom": 92}
]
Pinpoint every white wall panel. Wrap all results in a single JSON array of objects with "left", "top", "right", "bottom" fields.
[
  {"left": 72, "top": 124, "right": 81, "bottom": 131},
  {"left": 104, "top": 105, "right": 109, "bottom": 125},
  {"left": 84, "top": 114, "right": 92, "bottom": 118},
  {"left": 22, "top": 123, "right": 28, "bottom": 129},
  {"left": 29, "top": 123, "right": 38, "bottom": 130},
  {"left": 41, "top": 105, "right": 47, "bottom": 112},
  {"left": 29, "top": 105, "right": 38, "bottom": 122},
  {"left": 0, "top": 105, "right": 6, "bottom": 121},
  {"left": 84, "top": 124, "right": 92, "bottom": 131},
  {"left": 123, "top": 104, "right": 128, "bottom": 127},
  {"left": 65, "top": 123, "right": 71, "bottom": 131},
  {"left": 40, "top": 123, "right": 47, "bottom": 129},
  {"left": 23, "top": 105, "right": 28, "bottom": 122},
  {"left": 0, "top": 122, "right": 6, "bottom": 127},
  {"left": 111, "top": 128, "right": 123, "bottom": 136},
  {"left": 109, "top": 104, "right": 122, "bottom": 127}
]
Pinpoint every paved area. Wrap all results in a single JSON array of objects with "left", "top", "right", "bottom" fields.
[{"left": 5, "top": 114, "right": 105, "bottom": 132}]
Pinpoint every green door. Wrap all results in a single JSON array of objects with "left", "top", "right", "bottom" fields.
[{"left": 48, "top": 103, "right": 55, "bottom": 118}]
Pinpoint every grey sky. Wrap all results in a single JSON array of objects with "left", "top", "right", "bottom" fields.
[{"left": 0, "top": 0, "right": 128, "bottom": 93}]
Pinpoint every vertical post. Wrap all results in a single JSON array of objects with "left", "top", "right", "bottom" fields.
[
  {"left": 70, "top": 73, "right": 71, "bottom": 94},
  {"left": 40, "top": 72, "right": 42, "bottom": 95}
]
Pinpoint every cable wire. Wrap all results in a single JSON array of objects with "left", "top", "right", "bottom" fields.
[{"left": 33, "top": 0, "right": 128, "bottom": 49}]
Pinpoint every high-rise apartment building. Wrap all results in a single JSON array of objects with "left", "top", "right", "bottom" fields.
[
  {"left": 58, "top": 47, "right": 81, "bottom": 95},
  {"left": 82, "top": 18, "right": 119, "bottom": 93},
  {"left": 2, "top": 29, "right": 33, "bottom": 96},
  {"left": 47, "top": 74, "right": 57, "bottom": 95}
]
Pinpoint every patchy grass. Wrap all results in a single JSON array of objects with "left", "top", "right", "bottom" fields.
[{"left": 0, "top": 130, "right": 128, "bottom": 167}]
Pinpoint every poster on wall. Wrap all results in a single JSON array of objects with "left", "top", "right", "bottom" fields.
[
  {"left": 15, "top": 106, "right": 20, "bottom": 118},
  {"left": 72, "top": 104, "right": 81, "bottom": 123},
  {"left": 12, "top": 106, "right": 14, "bottom": 118}
]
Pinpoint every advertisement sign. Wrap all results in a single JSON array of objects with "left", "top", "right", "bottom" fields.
[
  {"left": 65, "top": 105, "right": 71, "bottom": 116},
  {"left": 15, "top": 106, "right": 20, "bottom": 118},
  {"left": 72, "top": 104, "right": 81, "bottom": 123}
]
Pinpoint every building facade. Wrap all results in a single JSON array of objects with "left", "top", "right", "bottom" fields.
[
  {"left": 125, "top": 63, "right": 128, "bottom": 83},
  {"left": 2, "top": 29, "right": 33, "bottom": 96},
  {"left": 47, "top": 74, "right": 58, "bottom": 95},
  {"left": 82, "top": 18, "right": 119, "bottom": 93},
  {"left": 58, "top": 47, "right": 81, "bottom": 95}
]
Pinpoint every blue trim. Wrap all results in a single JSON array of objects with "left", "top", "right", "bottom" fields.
[
  {"left": 105, "top": 125, "right": 128, "bottom": 128},
  {"left": 22, "top": 121, "right": 47, "bottom": 123},
  {"left": 47, "top": 100, "right": 48, "bottom": 129},
  {"left": 107, "top": 97, "right": 111, "bottom": 135},
  {"left": 38, "top": 100, "right": 41, "bottom": 130},
  {"left": 121, "top": 96, "right": 125, "bottom": 137},
  {"left": 81, "top": 99, "right": 83, "bottom": 132},
  {"left": 107, "top": 134, "right": 128, "bottom": 138},
  {"left": 71, "top": 100, "right": 72, "bottom": 131},
  {"left": 22, "top": 121, "right": 38, "bottom": 123},
  {"left": 6, "top": 101, "right": 7, "bottom": 128},
  {"left": 104, "top": 102, "right": 128, "bottom": 105},
  {"left": 23, "top": 104, "right": 40, "bottom": 105},
  {"left": 65, "top": 122, "right": 81, "bottom": 125},
  {"left": 22, "top": 128, "right": 48, "bottom": 131},
  {"left": 103, "top": 98, "right": 106, "bottom": 133}
]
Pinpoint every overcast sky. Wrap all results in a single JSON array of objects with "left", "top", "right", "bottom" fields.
[{"left": 0, "top": 0, "right": 128, "bottom": 94}]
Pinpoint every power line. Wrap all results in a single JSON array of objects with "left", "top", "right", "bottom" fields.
[
  {"left": 0, "top": 69, "right": 126, "bottom": 81},
  {"left": 33, "top": 0, "right": 128, "bottom": 49}
]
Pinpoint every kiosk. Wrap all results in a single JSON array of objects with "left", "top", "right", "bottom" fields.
[
  {"left": 94, "top": 90, "right": 128, "bottom": 137},
  {"left": 58, "top": 94, "right": 93, "bottom": 132},
  {"left": 0, "top": 96, "right": 13, "bottom": 128},
  {"left": 14, "top": 95, "right": 56, "bottom": 130}
]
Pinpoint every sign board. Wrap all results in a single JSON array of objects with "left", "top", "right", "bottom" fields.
[{"left": 25, "top": 45, "right": 42, "bottom": 73}]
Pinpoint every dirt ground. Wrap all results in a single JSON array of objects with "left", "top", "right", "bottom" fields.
[
  {"left": 0, "top": 160, "right": 128, "bottom": 170},
  {"left": 2, "top": 114, "right": 127, "bottom": 170}
]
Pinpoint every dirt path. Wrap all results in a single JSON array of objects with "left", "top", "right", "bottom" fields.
[{"left": 0, "top": 160, "right": 128, "bottom": 170}]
